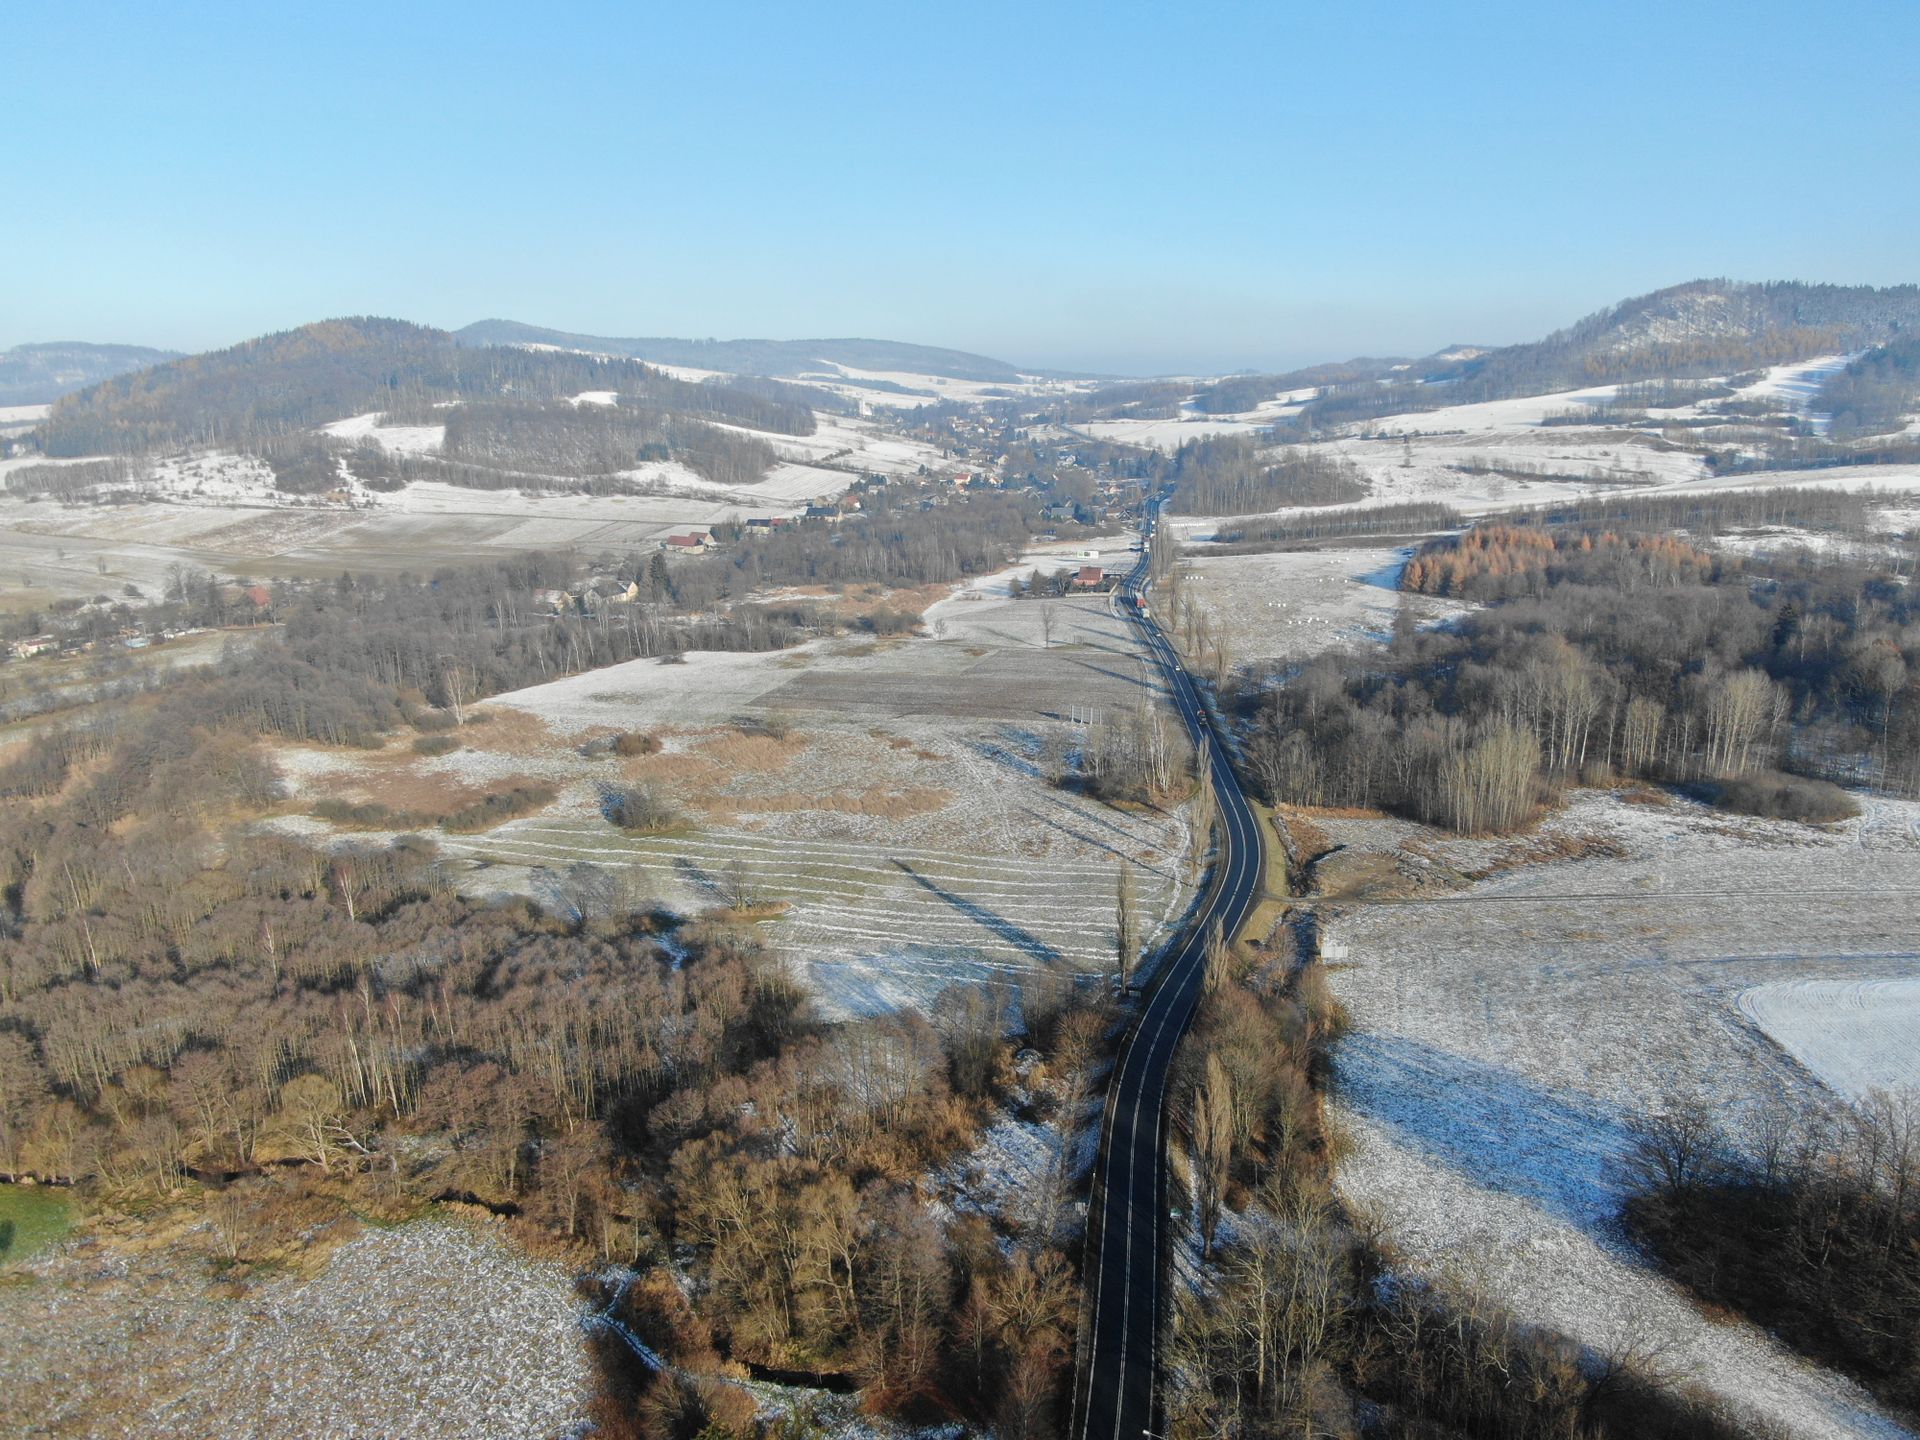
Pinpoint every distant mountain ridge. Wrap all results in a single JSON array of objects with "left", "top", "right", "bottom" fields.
[
  {"left": 455, "top": 319, "right": 1039, "bottom": 383},
  {"left": 1295, "top": 279, "right": 1920, "bottom": 427},
  {"left": 35, "top": 317, "right": 667, "bottom": 455},
  {"left": 0, "top": 341, "right": 181, "bottom": 407}
]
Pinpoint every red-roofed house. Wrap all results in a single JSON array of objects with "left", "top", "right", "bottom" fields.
[{"left": 1073, "top": 566, "right": 1105, "bottom": 588}]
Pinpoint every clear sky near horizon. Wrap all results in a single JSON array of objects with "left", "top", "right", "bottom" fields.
[{"left": 7, "top": 0, "right": 1917, "bottom": 374}]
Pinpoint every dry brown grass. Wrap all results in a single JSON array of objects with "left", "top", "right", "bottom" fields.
[
  {"left": 1619, "top": 784, "right": 1674, "bottom": 806},
  {"left": 702, "top": 785, "right": 952, "bottom": 823},
  {"left": 313, "top": 766, "right": 555, "bottom": 827},
  {"left": 1276, "top": 808, "right": 1335, "bottom": 865},
  {"left": 866, "top": 727, "right": 944, "bottom": 761},
  {"left": 617, "top": 729, "right": 808, "bottom": 794},
  {"left": 333, "top": 769, "right": 492, "bottom": 818},
  {"left": 706, "top": 900, "right": 792, "bottom": 923},
  {"left": 621, "top": 750, "right": 722, "bottom": 787},
  {"left": 462, "top": 707, "right": 560, "bottom": 756},
  {"left": 1462, "top": 830, "right": 1630, "bottom": 880},
  {"left": 694, "top": 730, "right": 807, "bottom": 770}
]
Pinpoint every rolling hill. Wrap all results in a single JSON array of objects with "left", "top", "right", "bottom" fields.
[
  {"left": 454, "top": 319, "right": 1036, "bottom": 383},
  {"left": 33, "top": 317, "right": 664, "bottom": 456},
  {"left": 1296, "top": 279, "right": 1920, "bottom": 427},
  {"left": 0, "top": 341, "right": 181, "bottom": 406}
]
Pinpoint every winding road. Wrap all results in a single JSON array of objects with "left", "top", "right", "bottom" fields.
[{"left": 1073, "top": 499, "right": 1269, "bottom": 1440}]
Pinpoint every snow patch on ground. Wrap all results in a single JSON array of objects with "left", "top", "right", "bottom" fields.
[
  {"left": 1737, "top": 978, "right": 1920, "bottom": 1100},
  {"left": 322, "top": 410, "right": 447, "bottom": 454}
]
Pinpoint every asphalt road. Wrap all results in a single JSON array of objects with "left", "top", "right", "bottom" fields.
[{"left": 1073, "top": 501, "right": 1268, "bottom": 1440}]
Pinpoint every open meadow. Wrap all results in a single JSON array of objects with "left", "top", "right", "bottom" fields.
[{"left": 273, "top": 546, "right": 1197, "bottom": 1021}]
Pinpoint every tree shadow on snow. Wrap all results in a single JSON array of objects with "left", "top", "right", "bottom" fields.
[
  {"left": 1335, "top": 1032, "right": 1636, "bottom": 1232},
  {"left": 891, "top": 860, "right": 1063, "bottom": 966},
  {"left": 1356, "top": 550, "right": 1414, "bottom": 591}
]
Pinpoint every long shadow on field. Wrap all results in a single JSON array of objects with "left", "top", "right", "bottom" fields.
[
  {"left": 1055, "top": 634, "right": 1148, "bottom": 661},
  {"left": 1017, "top": 806, "right": 1132, "bottom": 866},
  {"left": 673, "top": 855, "right": 722, "bottom": 901},
  {"left": 973, "top": 736, "right": 1043, "bottom": 780},
  {"left": 1335, "top": 1032, "right": 1636, "bottom": 1232},
  {"left": 1012, "top": 798, "right": 1178, "bottom": 884},
  {"left": 891, "top": 860, "right": 1063, "bottom": 966},
  {"left": 1066, "top": 658, "right": 1162, "bottom": 694}
]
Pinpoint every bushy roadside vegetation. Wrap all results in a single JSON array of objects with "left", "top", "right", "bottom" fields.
[
  {"left": 1622, "top": 1088, "right": 1920, "bottom": 1418},
  {"left": 1245, "top": 520, "right": 1920, "bottom": 830},
  {"left": 1164, "top": 925, "right": 1765, "bottom": 1438}
]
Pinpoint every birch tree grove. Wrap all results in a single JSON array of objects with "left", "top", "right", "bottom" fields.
[
  {"left": 1428, "top": 722, "right": 1541, "bottom": 835},
  {"left": 1695, "top": 667, "right": 1788, "bottom": 777}
]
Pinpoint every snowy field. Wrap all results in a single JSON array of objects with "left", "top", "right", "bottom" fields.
[
  {"left": 1180, "top": 546, "right": 1468, "bottom": 666},
  {"left": 279, "top": 567, "right": 1195, "bottom": 1023},
  {"left": 0, "top": 1216, "right": 592, "bottom": 1440},
  {"left": 1737, "top": 978, "right": 1920, "bottom": 1099},
  {"left": 808, "top": 363, "right": 1090, "bottom": 411},
  {"left": 1077, "top": 415, "right": 1274, "bottom": 449},
  {"left": 0, "top": 402, "right": 52, "bottom": 436},
  {"left": 1318, "top": 789, "right": 1920, "bottom": 1438},
  {"left": 449, "top": 806, "right": 1187, "bottom": 1020},
  {"left": 321, "top": 409, "right": 449, "bottom": 454}
]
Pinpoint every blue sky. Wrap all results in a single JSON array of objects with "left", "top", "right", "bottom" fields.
[{"left": 7, "top": 0, "right": 1917, "bottom": 373}]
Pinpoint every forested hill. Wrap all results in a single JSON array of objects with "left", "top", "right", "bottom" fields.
[
  {"left": 34, "top": 317, "right": 813, "bottom": 458},
  {"left": 1294, "top": 279, "right": 1920, "bottom": 427},
  {"left": 0, "top": 341, "right": 181, "bottom": 406},
  {"left": 455, "top": 318, "right": 1036, "bottom": 383},
  {"left": 1465, "top": 278, "right": 1920, "bottom": 386}
]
